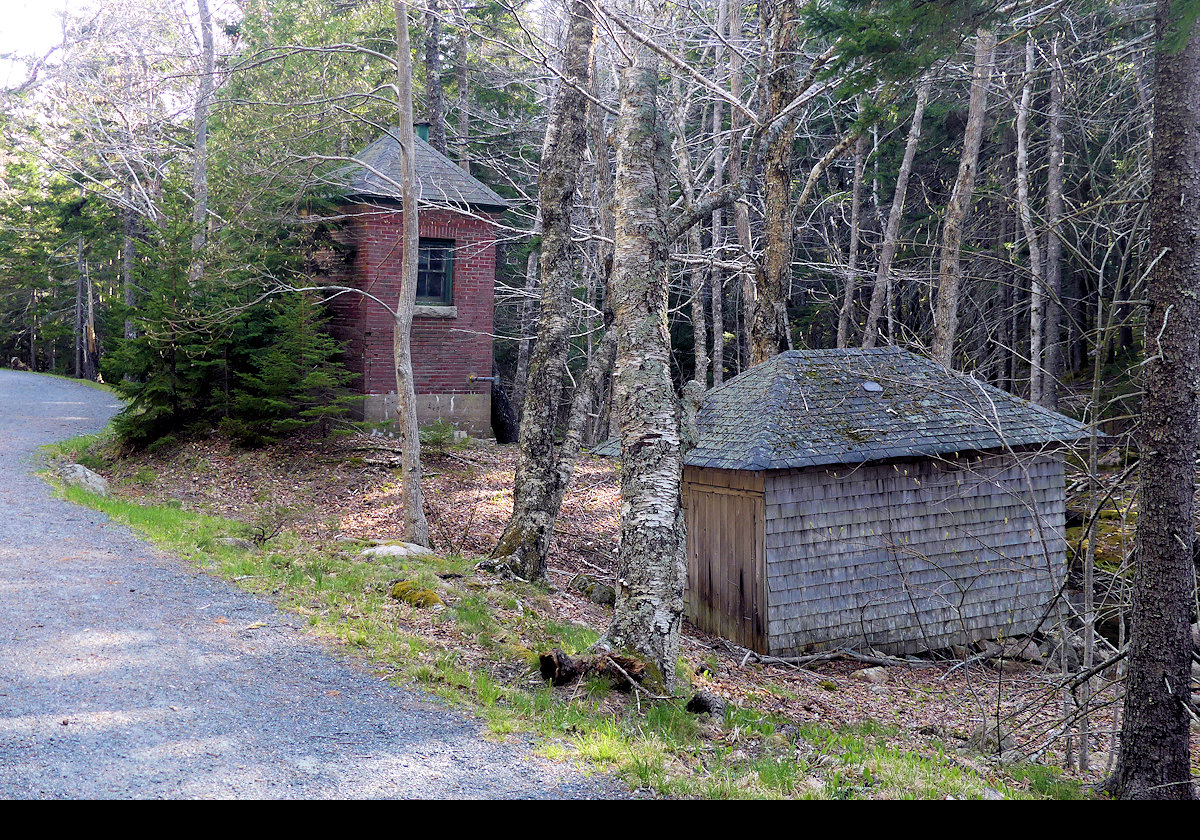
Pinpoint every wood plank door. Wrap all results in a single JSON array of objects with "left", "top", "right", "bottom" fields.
[{"left": 684, "top": 483, "right": 765, "bottom": 652}]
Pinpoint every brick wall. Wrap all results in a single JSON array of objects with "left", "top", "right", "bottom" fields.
[{"left": 327, "top": 203, "right": 498, "bottom": 409}]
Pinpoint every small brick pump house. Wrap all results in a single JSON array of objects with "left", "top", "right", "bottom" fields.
[{"left": 324, "top": 128, "right": 509, "bottom": 435}]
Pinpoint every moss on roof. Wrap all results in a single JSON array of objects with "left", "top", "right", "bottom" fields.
[{"left": 596, "top": 347, "right": 1094, "bottom": 470}]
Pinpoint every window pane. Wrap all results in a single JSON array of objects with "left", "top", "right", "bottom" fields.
[{"left": 416, "top": 239, "right": 453, "bottom": 303}]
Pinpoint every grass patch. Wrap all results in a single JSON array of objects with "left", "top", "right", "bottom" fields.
[
  {"left": 44, "top": 435, "right": 1087, "bottom": 800},
  {"left": 28, "top": 371, "right": 117, "bottom": 393}
]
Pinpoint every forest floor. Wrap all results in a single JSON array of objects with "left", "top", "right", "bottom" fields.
[{"left": 51, "top": 426, "right": 1191, "bottom": 799}]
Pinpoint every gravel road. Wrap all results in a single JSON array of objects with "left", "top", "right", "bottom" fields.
[{"left": 0, "top": 370, "right": 625, "bottom": 799}]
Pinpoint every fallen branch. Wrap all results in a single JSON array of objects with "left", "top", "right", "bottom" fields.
[
  {"left": 741, "top": 646, "right": 927, "bottom": 670},
  {"left": 538, "top": 648, "right": 651, "bottom": 694}
]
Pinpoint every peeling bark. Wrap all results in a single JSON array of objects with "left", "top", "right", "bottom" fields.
[
  {"left": 598, "top": 46, "right": 685, "bottom": 690},
  {"left": 491, "top": 0, "right": 596, "bottom": 580}
]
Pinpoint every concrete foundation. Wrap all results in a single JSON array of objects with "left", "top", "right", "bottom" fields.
[{"left": 361, "top": 392, "right": 492, "bottom": 438}]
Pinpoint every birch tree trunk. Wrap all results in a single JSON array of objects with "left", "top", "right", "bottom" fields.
[
  {"left": 491, "top": 0, "right": 595, "bottom": 580},
  {"left": 598, "top": 42, "right": 685, "bottom": 690},
  {"left": 748, "top": 0, "right": 799, "bottom": 365},
  {"left": 393, "top": 0, "right": 431, "bottom": 546},
  {"left": 1109, "top": 0, "right": 1200, "bottom": 801},
  {"left": 189, "top": 0, "right": 213, "bottom": 286},
  {"left": 1042, "top": 35, "right": 1065, "bottom": 410},
  {"left": 1017, "top": 38, "right": 1047, "bottom": 403},
  {"left": 931, "top": 29, "right": 995, "bottom": 367},
  {"left": 863, "top": 75, "right": 930, "bottom": 349}
]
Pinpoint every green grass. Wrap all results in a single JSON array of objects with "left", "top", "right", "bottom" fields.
[
  {"left": 42, "top": 435, "right": 1088, "bottom": 800},
  {"left": 29, "top": 370, "right": 117, "bottom": 393}
]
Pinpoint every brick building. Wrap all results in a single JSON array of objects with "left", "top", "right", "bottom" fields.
[{"left": 326, "top": 129, "right": 508, "bottom": 435}]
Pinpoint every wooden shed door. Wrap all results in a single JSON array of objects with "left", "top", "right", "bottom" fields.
[{"left": 684, "top": 485, "right": 765, "bottom": 652}]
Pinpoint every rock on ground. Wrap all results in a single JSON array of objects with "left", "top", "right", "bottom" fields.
[
  {"left": 59, "top": 463, "right": 109, "bottom": 497},
  {"left": 359, "top": 542, "right": 435, "bottom": 560}
]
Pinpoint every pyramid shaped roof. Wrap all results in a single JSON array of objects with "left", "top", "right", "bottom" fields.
[
  {"left": 334, "top": 129, "right": 509, "bottom": 211},
  {"left": 682, "top": 347, "right": 1093, "bottom": 470},
  {"left": 596, "top": 347, "right": 1094, "bottom": 470}
]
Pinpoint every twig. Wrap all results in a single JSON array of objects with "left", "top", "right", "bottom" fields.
[{"left": 605, "top": 658, "right": 669, "bottom": 702}]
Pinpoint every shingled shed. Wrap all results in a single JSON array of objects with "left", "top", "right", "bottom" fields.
[
  {"left": 324, "top": 128, "right": 509, "bottom": 435},
  {"left": 679, "top": 347, "right": 1092, "bottom": 656}
]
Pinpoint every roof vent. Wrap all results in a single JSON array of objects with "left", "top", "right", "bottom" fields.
[{"left": 862, "top": 381, "right": 883, "bottom": 393}]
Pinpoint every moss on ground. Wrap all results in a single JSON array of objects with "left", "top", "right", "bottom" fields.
[{"left": 42, "top": 432, "right": 1088, "bottom": 800}]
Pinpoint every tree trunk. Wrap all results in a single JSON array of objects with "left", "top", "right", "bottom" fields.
[
  {"left": 454, "top": 0, "right": 469, "bottom": 170},
  {"left": 424, "top": 0, "right": 447, "bottom": 154},
  {"left": 599, "top": 44, "right": 685, "bottom": 690},
  {"left": 1109, "top": 1, "right": 1200, "bottom": 801},
  {"left": 710, "top": 0, "right": 728, "bottom": 386},
  {"left": 837, "top": 127, "right": 868, "bottom": 348},
  {"left": 84, "top": 261, "right": 97, "bottom": 380},
  {"left": 1042, "top": 35, "right": 1065, "bottom": 411},
  {"left": 673, "top": 81, "right": 708, "bottom": 387},
  {"left": 189, "top": 0, "right": 213, "bottom": 286},
  {"left": 932, "top": 29, "right": 995, "bottom": 367},
  {"left": 393, "top": 0, "right": 431, "bottom": 546},
  {"left": 1016, "top": 38, "right": 1046, "bottom": 402},
  {"left": 864, "top": 75, "right": 930, "bottom": 349},
  {"left": 122, "top": 199, "right": 137, "bottom": 341},
  {"left": 74, "top": 234, "right": 84, "bottom": 379},
  {"left": 511, "top": 209, "right": 541, "bottom": 416},
  {"left": 722, "top": 0, "right": 749, "bottom": 384},
  {"left": 748, "top": 0, "right": 799, "bottom": 366},
  {"left": 491, "top": 0, "right": 595, "bottom": 580},
  {"left": 711, "top": 250, "right": 725, "bottom": 385}
]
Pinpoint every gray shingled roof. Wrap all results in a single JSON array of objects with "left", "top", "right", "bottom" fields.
[
  {"left": 596, "top": 347, "right": 1094, "bottom": 470},
  {"left": 333, "top": 129, "right": 509, "bottom": 211}
]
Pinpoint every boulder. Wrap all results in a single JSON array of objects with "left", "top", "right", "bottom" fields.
[
  {"left": 360, "top": 542, "right": 434, "bottom": 560},
  {"left": 967, "top": 715, "right": 1017, "bottom": 756},
  {"left": 569, "top": 573, "right": 616, "bottom": 607},
  {"left": 1044, "top": 631, "right": 1083, "bottom": 671},
  {"left": 388, "top": 580, "right": 443, "bottom": 607},
  {"left": 976, "top": 639, "right": 1004, "bottom": 659},
  {"left": 850, "top": 666, "right": 889, "bottom": 684},
  {"left": 59, "top": 464, "right": 109, "bottom": 497},
  {"left": 216, "top": 537, "right": 255, "bottom": 551},
  {"left": 1002, "top": 638, "right": 1043, "bottom": 663},
  {"left": 685, "top": 691, "right": 727, "bottom": 717}
]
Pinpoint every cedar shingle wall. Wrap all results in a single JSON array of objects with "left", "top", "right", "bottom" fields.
[{"left": 763, "top": 454, "right": 1066, "bottom": 655}]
